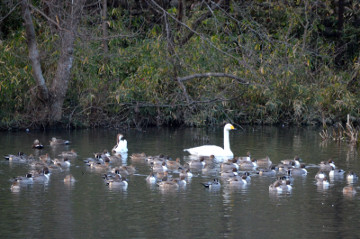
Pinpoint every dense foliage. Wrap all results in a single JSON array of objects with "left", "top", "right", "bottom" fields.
[{"left": 1, "top": 0, "right": 360, "bottom": 129}]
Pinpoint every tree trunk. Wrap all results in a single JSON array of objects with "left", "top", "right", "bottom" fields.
[
  {"left": 21, "top": 0, "right": 84, "bottom": 124},
  {"left": 102, "top": 0, "right": 109, "bottom": 57},
  {"left": 21, "top": 0, "right": 49, "bottom": 102},
  {"left": 335, "top": 0, "right": 345, "bottom": 66}
]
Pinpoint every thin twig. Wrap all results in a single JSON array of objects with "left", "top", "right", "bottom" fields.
[
  {"left": 177, "top": 72, "right": 250, "bottom": 85},
  {"left": 0, "top": 2, "right": 21, "bottom": 22}
]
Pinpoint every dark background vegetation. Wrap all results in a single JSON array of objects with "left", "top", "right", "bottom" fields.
[{"left": 1, "top": 0, "right": 360, "bottom": 130}]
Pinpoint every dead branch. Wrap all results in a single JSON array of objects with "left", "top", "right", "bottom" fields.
[
  {"left": 0, "top": 2, "right": 21, "bottom": 22},
  {"left": 29, "top": 4, "right": 64, "bottom": 30},
  {"left": 177, "top": 72, "right": 250, "bottom": 85}
]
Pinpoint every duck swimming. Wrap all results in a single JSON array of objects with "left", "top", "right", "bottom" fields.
[
  {"left": 32, "top": 139, "right": 44, "bottom": 149},
  {"left": 184, "top": 123, "right": 235, "bottom": 158},
  {"left": 50, "top": 137, "right": 70, "bottom": 146}
]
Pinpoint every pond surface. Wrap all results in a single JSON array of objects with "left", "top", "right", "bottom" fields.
[{"left": 0, "top": 126, "right": 360, "bottom": 238}]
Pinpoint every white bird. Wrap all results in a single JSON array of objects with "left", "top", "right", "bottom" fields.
[
  {"left": 112, "top": 134, "right": 128, "bottom": 153},
  {"left": 184, "top": 123, "right": 235, "bottom": 158}
]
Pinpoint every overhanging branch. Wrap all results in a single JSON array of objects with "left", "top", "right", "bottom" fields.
[
  {"left": 177, "top": 73, "right": 250, "bottom": 85},
  {"left": 29, "top": 4, "right": 64, "bottom": 30}
]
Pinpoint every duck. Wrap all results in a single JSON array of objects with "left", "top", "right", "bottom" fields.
[
  {"left": 120, "top": 165, "right": 136, "bottom": 175},
  {"left": 258, "top": 168, "right": 276, "bottom": 176},
  {"left": 58, "top": 149, "right": 78, "bottom": 158},
  {"left": 10, "top": 180, "right": 21, "bottom": 192},
  {"left": 146, "top": 173, "right": 157, "bottom": 184},
  {"left": 343, "top": 185, "right": 357, "bottom": 195},
  {"left": 201, "top": 155, "right": 217, "bottom": 164},
  {"left": 32, "top": 139, "right": 44, "bottom": 149},
  {"left": 329, "top": 166, "right": 345, "bottom": 178},
  {"left": 290, "top": 164, "right": 308, "bottom": 176},
  {"left": 145, "top": 154, "right": 169, "bottom": 165},
  {"left": 175, "top": 176, "right": 187, "bottom": 187},
  {"left": 256, "top": 156, "right": 272, "bottom": 168},
  {"left": 152, "top": 162, "right": 168, "bottom": 173},
  {"left": 107, "top": 154, "right": 122, "bottom": 163},
  {"left": 281, "top": 156, "right": 301, "bottom": 168},
  {"left": 319, "top": 159, "right": 336, "bottom": 171},
  {"left": 112, "top": 134, "right": 128, "bottom": 153},
  {"left": 236, "top": 151, "right": 251, "bottom": 162},
  {"left": 282, "top": 180, "right": 293, "bottom": 191},
  {"left": 147, "top": 157, "right": 166, "bottom": 166},
  {"left": 130, "top": 152, "right": 146, "bottom": 162},
  {"left": 156, "top": 171, "right": 170, "bottom": 181},
  {"left": 4, "top": 152, "right": 30, "bottom": 163},
  {"left": 242, "top": 172, "right": 252, "bottom": 182},
  {"left": 13, "top": 173, "right": 34, "bottom": 185},
  {"left": 179, "top": 169, "right": 193, "bottom": 179},
  {"left": 39, "top": 153, "right": 51, "bottom": 163},
  {"left": 87, "top": 161, "right": 110, "bottom": 171},
  {"left": 105, "top": 174, "right": 128, "bottom": 188},
  {"left": 316, "top": 176, "right": 330, "bottom": 188},
  {"left": 346, "top": 171, "right": 358, "bottom": 184},
  {"left": 188, "top": 157, "right": 206, "bottom": 169},
  {"left": 64, "top": 174, "right": 76, "bottom": 183},
  {"left": 184, "top": 123, "right": 235, "bottom": 158},
  {"left": 315, "top": 170, "right": 326, "bottom": 180},
  {"left": 220, "top": 168, "right": 238, "bottom": 178},
  {"left": 111, "top": 166, "right": 133, "bottom": 177},
  {"left": 94, "top": 150, "right": 111, "bottom": 162},
  {"left": 268, "top": 180, "right": 284, "bottom": 193},
  {"left": 220, "top": 158, "right": 239, "bottom": 172},
  {"left": 269, "top": 179, "right": 292, "bottom": 192},
  {"left": 157, "top": 180, "right": 179, "bottom": 190},
  {"left": 238, "top": 159, "right": 257, "bottom": 170},
  {"left": 29, "top": 161, "right": 48, "bottom": 170},
  {"left": 277, "top": 174, "right": 294, "bottom": 184},
  {"left": 50, "top": 137, "right": 70, "bottom": 146},
  {"left": 202, "top": 178, "right": 221, "bottom": 189},
  {"left": 276, "top": 163, "right": 295, "bottom": 173},
  {"left": 166, "top": 158, "right": 181, "bottom": 171},
  {"left": 53, "top": 158, "right": 71, "bottom": 168},
  {"left": 227, "top": 175, "right": 248, "bottom": 186},
  {"left": 32, "top": 167, "right": 51, "bottom": 183}
]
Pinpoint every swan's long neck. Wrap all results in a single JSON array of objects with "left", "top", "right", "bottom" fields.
[{"left": 223, "top": 128, "right": 231, "bottom": 152}]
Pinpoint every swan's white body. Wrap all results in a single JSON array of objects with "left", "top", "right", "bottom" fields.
[
  {"left": 112, "top": 134, "right": 128, "bottom": 153},
  {"left": 184, "top": 123, "right": 235, "bottom": 158}
]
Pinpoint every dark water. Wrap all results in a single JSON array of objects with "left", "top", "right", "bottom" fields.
[{"left": 0, "top": 126, "right": 360, "bottom": 238}]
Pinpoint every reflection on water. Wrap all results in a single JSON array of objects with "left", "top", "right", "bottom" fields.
[{"left": 1, "top": 126, "right": 360, "bottom": 238}]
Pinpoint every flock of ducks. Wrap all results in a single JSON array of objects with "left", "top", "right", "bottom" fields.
[
  {"left": 4, "top": 125, "right": 359, "bottom": 197},
  {"left": 5, "top": 134, "right": 129, "bottom": 192}
]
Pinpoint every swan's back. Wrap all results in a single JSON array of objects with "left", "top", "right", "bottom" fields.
[{"left": 184, "top": 145, "right": 233, "bottom": 157}]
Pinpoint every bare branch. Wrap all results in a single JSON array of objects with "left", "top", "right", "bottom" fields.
[
  {"left": 29, "top": 4, "right": 64, "bottom": 30},
  {"left": 179, "top": 11, "right": 212, "bottom": 46},
  {"left": 146, "top": 0, "right": 243, "bottom": 65},
  {"left": 177, "top": 73, "right": 250, "bottom": 85},
  {"left": 0, "top": 2, "right": 21, "bottom": 23},
  {"left": 111, "top": 95, "right": 240, "bottom": 108},
  {"left": 177, "top": 78, "right": 192, "bottom": 103}
]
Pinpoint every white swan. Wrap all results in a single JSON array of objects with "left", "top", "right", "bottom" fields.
[
  {"left": 184, "top": 123, "right": 235, "bottom": 158},
  {"left": 112, "top": 134, "right": 128, "bottom": 153}
]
